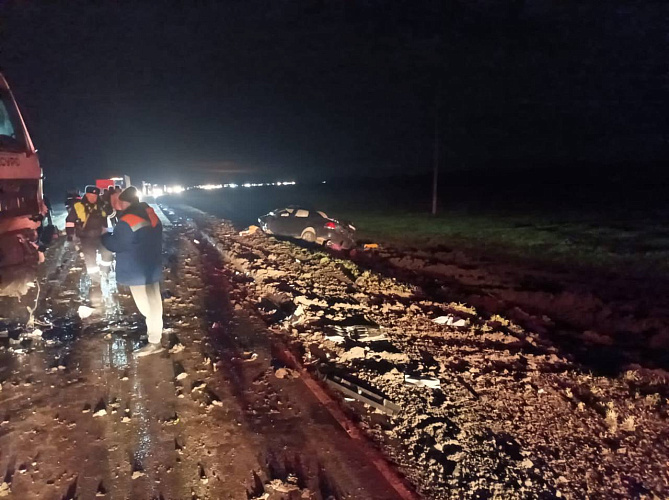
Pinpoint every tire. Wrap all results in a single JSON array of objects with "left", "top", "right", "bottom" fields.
[{"left": 300, "top": 228, "right": 316, "bottom": 242}]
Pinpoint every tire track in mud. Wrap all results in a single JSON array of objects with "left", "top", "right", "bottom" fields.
[
  {"left": 2, "top": 221, "right": 392, "bottom": 499},
  {"left": 170, "top": 204, "right": 669, "bottom": 499},
  {"left": 164, "top": 210, "right": 403, "bottom": 499}
]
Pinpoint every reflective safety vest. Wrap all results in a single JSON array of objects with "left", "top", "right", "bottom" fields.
[{"left": 73, "top": 199, "right": 108, "bottom": 237}]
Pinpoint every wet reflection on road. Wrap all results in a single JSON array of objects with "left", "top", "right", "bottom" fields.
[
  {"left": 131, "top": 362, "right": 152, "bottom": 471},
  {"left": 0, "top": 214, "right": 402, "bottom": 500}
]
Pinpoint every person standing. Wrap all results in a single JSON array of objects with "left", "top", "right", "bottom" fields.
[
  {"left": 64, "top": 189, "right": 81, "bottom": 241},
  {"left": 72, "top": 185, "right": 113, "bottom": 277},
  {"left": 108, "top": 186, "right": 121, "bottom": 227},
  {"left": 102, "top": 186, "right": 164, "bottom": 357}
]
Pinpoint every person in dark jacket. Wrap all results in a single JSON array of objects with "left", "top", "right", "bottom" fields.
[
  {"left": 70, "top": 185, "right": 113, "bottom": 277},
  {"left": 64, "top": 189, "right": 81, "bottom": 241},
  {"left": 102, "top": 186, "right": 164, "bottom": 357}
]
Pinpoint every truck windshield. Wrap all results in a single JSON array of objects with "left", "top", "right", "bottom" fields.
[{"left": 0, "top": 90, "right": 27, "bottom": 153}]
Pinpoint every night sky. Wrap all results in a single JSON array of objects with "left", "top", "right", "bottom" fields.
[{"left": 0, "top": 1, "right": 666, "bottom": 194}]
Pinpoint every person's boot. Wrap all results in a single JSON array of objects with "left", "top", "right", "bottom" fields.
[{"left": 134, "top": 342, "right": 164, "bottom": 358}]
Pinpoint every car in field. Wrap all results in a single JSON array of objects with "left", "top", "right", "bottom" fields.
[{"left": 258, "top": 206, "right": 356, "bottom": 249}]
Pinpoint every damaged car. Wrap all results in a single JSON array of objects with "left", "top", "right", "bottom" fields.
[{"left": 258, "top": 206, "right": 356, "bottom": 249}]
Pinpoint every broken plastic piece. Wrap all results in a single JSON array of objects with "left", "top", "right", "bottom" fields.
[
  {"left": 433, "top": 315, "right": 466, "bottom": 327},
  {"left": 321, "top": 371, "right": 401, "bottom": 415},
  {"left": 78, "top": 305, "right": 96, "bottom": 319},
  {"left": 404, "top": 374, "right": 441, "bottom": 389},
  {"left": 327, "top": 325, "right": 387, "bottom": 343}
]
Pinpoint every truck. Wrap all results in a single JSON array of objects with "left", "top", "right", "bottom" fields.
[{"left": 0, "top": 72, "right": 47, "bottom": 296}]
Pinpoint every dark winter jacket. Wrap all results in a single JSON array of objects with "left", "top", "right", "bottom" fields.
[{"left": 101, "top": 202, "right": 163, "bottom": 286}]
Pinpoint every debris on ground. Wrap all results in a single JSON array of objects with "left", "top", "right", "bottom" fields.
[
  {"left": 250, "top": 477, "right": 315, "bottom": 500},
  {"left": 196, "top": 211, "right": 669, "bottom": 499},
  {"left": 432, "top": 315, "right": 466, "bottom": 327},
  {"left": 2, "top": 205, "right": 669, "bottom": 499},
  {"left": 77, "top": 305, "right": 95, "bottom": 319},
  {"left": 274, "top": 367, "right": 298, "bottom": 379},
  {"left": 239, "top": 225, "right": 261, "bottom": 236},
  {"left": 404, "top": 374, "right": 441, "bottom": 389}
]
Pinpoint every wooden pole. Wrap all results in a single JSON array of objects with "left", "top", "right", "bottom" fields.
[{"left": 432, "top": 96, "right": 439, "bottom": 216}]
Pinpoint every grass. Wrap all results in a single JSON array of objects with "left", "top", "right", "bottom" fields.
[
  {"left": 174, "top": 183, "right": 669, "bottom": 279},
  {"left": 330, "top": 208, "right": 669, "bottom": 277}
]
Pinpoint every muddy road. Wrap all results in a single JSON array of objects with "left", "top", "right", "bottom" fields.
[
  {"left": 1, "top": 203, "right": 668, "bottom": 499},
  {"left": 0, "top": 208, "right": 400, "bottom": 500}
]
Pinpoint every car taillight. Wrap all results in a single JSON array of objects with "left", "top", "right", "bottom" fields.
[{"left": 324, "top": 221, "right": 337, "bottom": 230}]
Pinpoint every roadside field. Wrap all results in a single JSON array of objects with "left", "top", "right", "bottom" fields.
[{"left": 172, "top": 181, "right": 669, "bottom": 279}]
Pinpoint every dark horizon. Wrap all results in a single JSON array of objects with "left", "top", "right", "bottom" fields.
[{"left": 1, "top": 0, "right": 666, "bottom": 195}]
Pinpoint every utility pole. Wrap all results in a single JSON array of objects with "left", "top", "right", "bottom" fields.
[{"left": 431, "top": 95, "right": 440, "bottom": 216}]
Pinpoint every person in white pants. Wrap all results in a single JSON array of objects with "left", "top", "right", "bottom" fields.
[
  {"left": 129, "top": 282, "right": 163, "bottom": 345},
  {"left": 102, "top": 186, "right": 164, "bottom": 358}
]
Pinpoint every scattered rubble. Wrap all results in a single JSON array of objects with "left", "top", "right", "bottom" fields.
[
  {"left": 250, "top": 478, "right": 315, "bottom": 500},
  {"left": 274, "top": 367, "right": 298, "bottom": 380},
  {"left": 201, "top": 214, "right": 669, "bottom": 499}
]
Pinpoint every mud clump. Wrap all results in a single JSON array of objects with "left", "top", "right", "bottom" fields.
[{"left": 218, "top": 218, "right": 669, "bottom": 499}]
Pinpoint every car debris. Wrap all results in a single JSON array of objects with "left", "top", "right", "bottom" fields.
[
  {"left": 404, "top": 374, "right": 441, "bottom": 390},
  {"left": 432, "top": 315, "right": 467, "bottom": 327},
  {"left": 77, "top": 305, "right": 95, "bottom": 319},
  {"left": 320, "top": 370, "right": 401, "bottom": 416},
  {"left": 322, "top": 323, "right": 389, "bottom": 345}
]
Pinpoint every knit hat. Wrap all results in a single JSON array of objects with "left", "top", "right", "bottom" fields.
[
  {"left": 118, "top": 186, "right": 140, "bottom": 204},
  {"left": 85, "top": 185, "right": 100, "bottom": 195}
]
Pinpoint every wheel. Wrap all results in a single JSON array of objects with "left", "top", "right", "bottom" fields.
[{"left": 300, "top": 228, "right": 316, "bottom": 242}]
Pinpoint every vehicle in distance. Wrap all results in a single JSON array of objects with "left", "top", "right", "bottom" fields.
[{"left": 258, "top": 206, "right": 356, "bottom": 249}]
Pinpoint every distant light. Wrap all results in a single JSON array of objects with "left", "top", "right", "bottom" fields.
[
  {"left": 228, "top": 183, "right": 238, "bottom": 188},
  {"left": 243, "top": 183, "right": 251, "bottom": 188},
  {"left": 152, "top": 187, "right": 164, "bottom": 197},
  {"left": 199, "top": 184, "right": 223, "bottom": 190},
  {"left": 164, "top": 185, "right": 183, "bottom": 195},
  {"left": 109, "top": 177, "right": 123, "bottom": 181},
  {"left": 322, "top": 180, "right": 327, "bottom": 184}
]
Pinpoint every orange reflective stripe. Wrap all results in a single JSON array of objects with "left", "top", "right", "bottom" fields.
[
  {"left": 146, "top": 208, "right": 159, "bottom": 228},
  {"left": 120, "top": 211, "right": 158, "bottom": 232},
  {"left": 120, "top": 214, "right": 145, "bottom": 227}
]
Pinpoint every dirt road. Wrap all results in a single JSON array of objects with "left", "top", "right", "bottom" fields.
[
  {"left": 0, "top": 209, "right": 401, "bottom": 500},
  {"left": 1, "top": 204, "right": 668, "bottom": 499}
]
